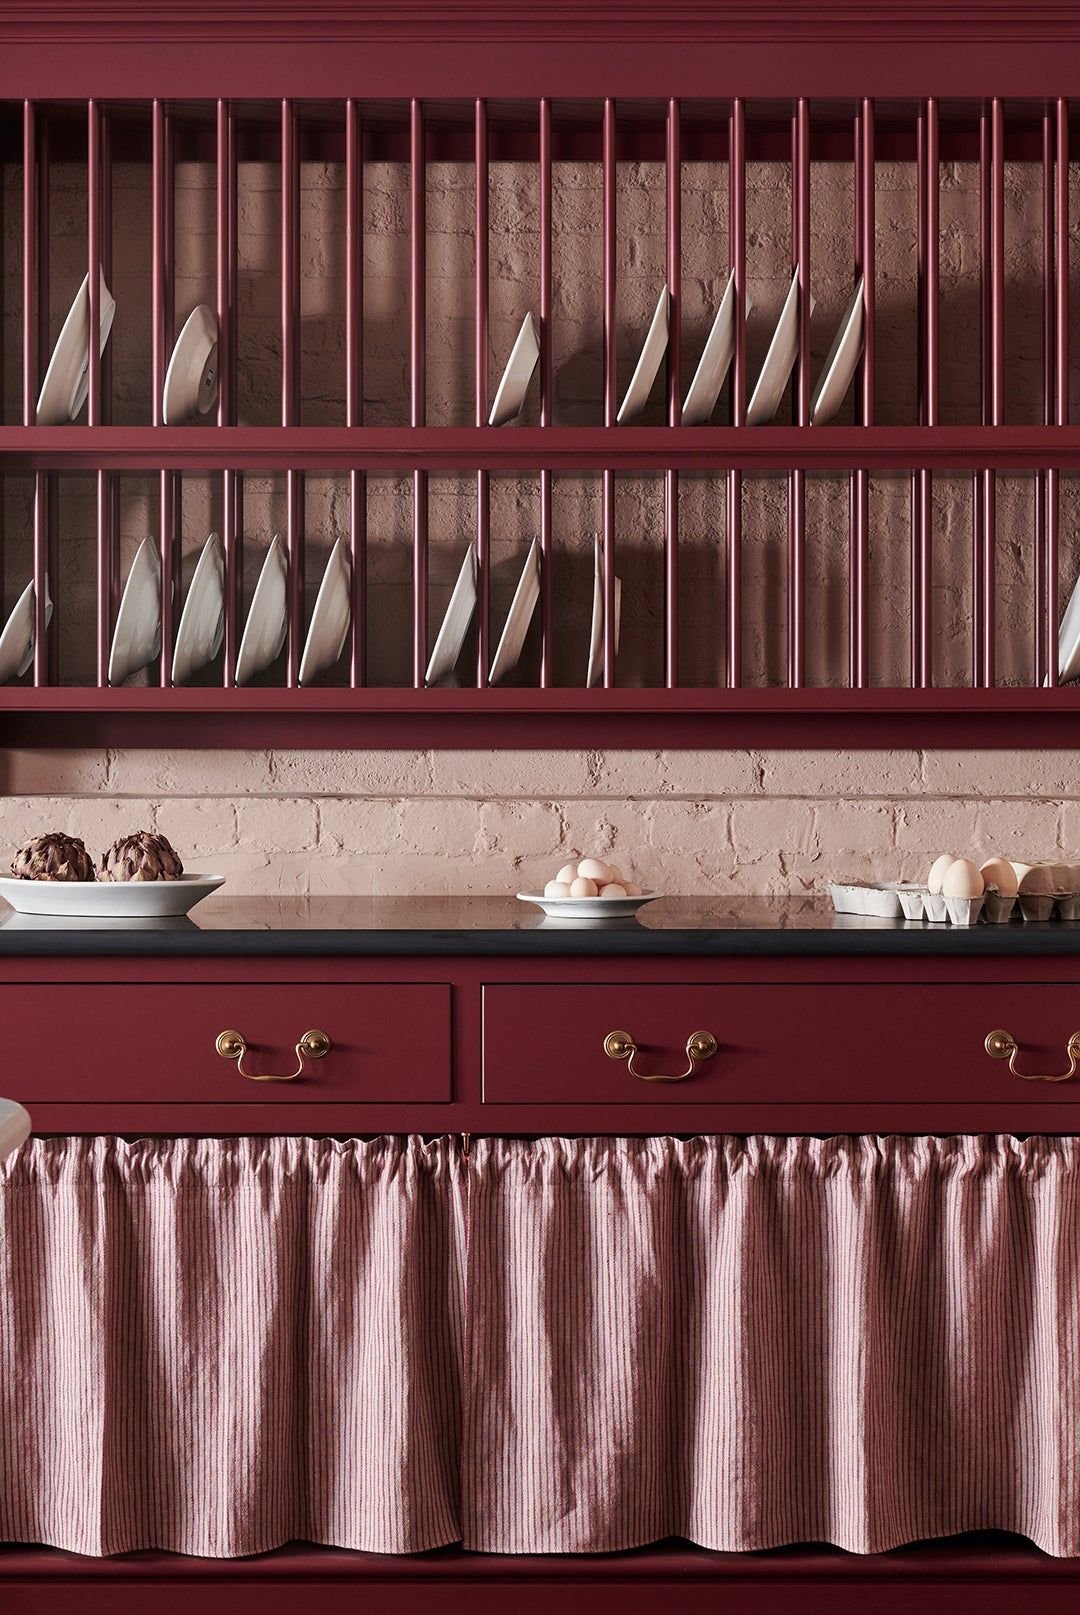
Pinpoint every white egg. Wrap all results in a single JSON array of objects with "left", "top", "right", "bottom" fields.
[
  {"left": 570, "top": 876, "right": 599, "bottom": 898},
  {"left": 599, "top": 883, "right": 628, "bottom": 899},
  {"left": 556, "top": 863, "right": 578, "bottom": 885},
  {"left": 941, "top": 858, "right": 984, "bottom": 899},
  {"left": 927, "top": 853, "right": 958, "bottom": 894},
  {"left": 577, "top": 857, "right": 609, "bottom": 883},
  {"left": 979, "top": 857, "right": 1018, "bottom": 897},
  {"left": 604, "top": 864, "right": 624, "bottom": 886},
  {"left": 544, "top": 879, "right": 571, "bottom": 898},
  {"left": 624, "top": 881, "right": 642, "bottom": 897}
]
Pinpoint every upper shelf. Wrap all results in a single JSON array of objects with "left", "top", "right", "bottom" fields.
[{"left": 5, "top": 426, "right": 1080, "bottom": 474}]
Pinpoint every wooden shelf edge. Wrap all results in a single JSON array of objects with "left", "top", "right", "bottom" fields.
[
  {"left": 0, "top": 687, "right": 1078, "bottom": 748},
  {"left": 2, "top": 425, "right": 1080, "bottom": 473},
  {"left": 0, "top": 1535, "right": 1074, "bottom": 1584}
]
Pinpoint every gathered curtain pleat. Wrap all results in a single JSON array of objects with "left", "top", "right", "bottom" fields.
[
  {"left": 0, "top": 1135, "right": 464, "bottom": 1557},
  {"left": 2, "top": 1133, "right": 1079, "bottom": 1557}
]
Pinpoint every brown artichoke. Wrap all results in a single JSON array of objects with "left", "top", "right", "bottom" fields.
[
  {"left": 100, "top": 830, "right": 184, "bottom": 883},
  {"left": 11, "top": 832, "right": 96, "bottom": 882}
]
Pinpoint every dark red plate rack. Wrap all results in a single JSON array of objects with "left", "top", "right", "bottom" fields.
[{"left": 3, "top": 2, "right": 1080, "bottom": 746}]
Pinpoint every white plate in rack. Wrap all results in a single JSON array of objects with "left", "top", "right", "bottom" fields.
[
  {"left": 235, "top": 535, "right": 288, "bottom": 686},
  {"left": 489, "top": 537, "right": 541, "bottom": 685},
  {"left": 426, "top": 543, "right": 478, "bottom": 686},
  {"left": 810, "top": 275, "right": 865, "bottom": 426},
  {"left": 172, "top": 532, "right": 225, "bottom": 686},
  {"left": 617, "top": 285, "right": 669, "bottom": 424},
  {"left": 1056, "top": 564, "right": 1080, "bottom": 685},
  {"left": 0, "top": 577, "right": 52, "bottom": 684},
  {"left": 163, "top": 304, "right": 219, "bottom": 425},
  {"left": 681, "top": 270, "right": 752, "bottom": 426},
  {"left": 746, "top": 268, "right": 815, "bottom": 426},
  {"left": 0, "top": 872, "right": 225, "bottom": 920},
  {"left": 299, "top": 538, "right": 351, "bottom": 686},
  {"left": 36, "top": 269, "right": 117, "bottom": 425},
  {"left": 488, "top": 313, "right": 541, "bottom": 427},
  {"left": 108, "top": 536, "right": 162, "bottom": 687},
  {"left": 517, "top": 890, "right": 662, "bottom": 921}
]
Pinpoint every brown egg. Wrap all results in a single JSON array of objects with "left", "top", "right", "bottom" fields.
[
  {"left": 599, "top": 883, "right": 628, "bottom": 899},
  {"left": 577, "top": 857, "right": 610, "bottom": 883},
  {"left": 544, "top": 879, "right": 572, "bottom": 898},
  {"left": 940, "top": 858, "right": 984, "bottom": 899},
  {"left": 569, "top": 876, "right": 599, "bottom": 898},
  {"left": 979, "top": 857, "right": 1018, "bottom": 897}
]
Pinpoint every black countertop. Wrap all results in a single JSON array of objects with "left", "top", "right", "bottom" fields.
[{"left": 1, "top": 894, "right": 1080, "bottom": 955}]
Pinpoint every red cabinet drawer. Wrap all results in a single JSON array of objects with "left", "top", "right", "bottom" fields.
[
  {"left": 483, "top": 982, "right": 1080, "bottom": 1105},
  {"left": 15, "top": 981, "right": 451, "bottom": 1104}
]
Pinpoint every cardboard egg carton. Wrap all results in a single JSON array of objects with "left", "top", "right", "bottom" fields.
[{"left": 829, "top": 859, "right": 1080, "bottom": 926}]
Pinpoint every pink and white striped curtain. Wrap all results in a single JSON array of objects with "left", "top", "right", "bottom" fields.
[
  {"left": 2, "top": 1134, "right": 1080, "bottom": 1558},
  {"left": 0, "top": 1136, "right": 464, "bottom": 1557}
]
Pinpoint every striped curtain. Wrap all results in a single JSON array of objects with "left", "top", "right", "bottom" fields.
[
  {"left": 0, "top": 1135, "right": 464, "bottom": 1557},
  {"left": 3, "top": 1134, "right": 1080, "bottom": 1558},
  {"left": 463, "top": 1135, "right": 1080, "bottom": 1555}
]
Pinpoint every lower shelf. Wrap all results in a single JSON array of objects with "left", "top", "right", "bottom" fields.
[
  {"left": 3, "top": 685, "right": 1080, "bottom": 749},
  {"left": 1, "top": 1536, "right": 1077, "bottom": 1612}
]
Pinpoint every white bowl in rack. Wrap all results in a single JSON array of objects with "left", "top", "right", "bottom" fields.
[{"left": 0, "top": 873, "right": 226, "bottom": 920}]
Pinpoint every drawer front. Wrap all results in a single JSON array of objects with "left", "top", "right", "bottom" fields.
[
  {"left": 483, "top": 982, "right": 1080, "bottom": 1105},
  {"left": 15, "top": 982, "right": 451, "bottom": 1104}
]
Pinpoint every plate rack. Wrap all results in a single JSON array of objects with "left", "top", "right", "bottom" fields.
[{"left": 3, "top": 5, "right": 1080, "bottom": 747}]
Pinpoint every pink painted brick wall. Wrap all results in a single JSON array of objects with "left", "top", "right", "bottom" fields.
[{"left": 0, "top": 748, "right": 1075, "bottom": 897}]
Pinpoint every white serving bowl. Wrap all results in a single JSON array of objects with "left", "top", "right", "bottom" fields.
[{"left": 0, "top": 872, "right": 225, "bottom": 919}]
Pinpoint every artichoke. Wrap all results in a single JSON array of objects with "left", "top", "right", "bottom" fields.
[
  {"left": 11, "top": 832, "right": 96, "bottom": 882},
  {"left": 100, "top": 830, "right": 184, "bottom": 883}
]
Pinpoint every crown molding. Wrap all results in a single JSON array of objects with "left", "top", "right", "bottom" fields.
[{"left": 4, "top": 1, "right": 1080, "bottom": 43}]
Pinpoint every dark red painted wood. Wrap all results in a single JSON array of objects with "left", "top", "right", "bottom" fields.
[
  {"left": 9, "top": 979, "right": 451, "bottom": 1105},
  {"left": 482, "top": 980, "right": 1080, "bottom": 1107},
  {"left": 6, "top": 949, "right": 1080, "bottom": 1135},
  {"left": 10, "top": 423, "right": 1080, "bottom": 474}
]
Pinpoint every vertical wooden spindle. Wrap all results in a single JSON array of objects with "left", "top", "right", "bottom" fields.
[
  {"left": 788, "top": 98, "right": 809, "bottom": 689},
  {"left": 411, "top": 98, "right": 427, "bottom": 687},
  {"left": 665, "top": 97, "right": 681, "bottom": 687},
  {"left": 281, "top": 101, "right": 302, "bottom": 684},
  {"left": 345, "top": 98, "right": 363, "bottom": 430},
  {"left": 913, "top": 98, "right": 938, "bottom": 688},
  {"left": 152, "top": 99, "right": 167, "bottom": 426},
  {"left": 850, "top": 98, "right": 873, "bottom": 688},
  {"left": 218, "top": 102, "right": 240, "bottom": 685},
  {"left": 539, "top": 96, "right": 554, "bottom": 687},
  {"left": 346, "top": 100, "right": 365, "bottom": 686},
  {"left": 602, "top": 97, "right": 617, "bottom": 686},
  {"left": 727, "top": 98, "right": 745, "bottom": 688},
  {"left": 1047, "top": 97, "right": 1070, "bottom": 687},
  {"left": 22, "top": 101, "right": 37, "bottom": 426},
  {"left": 87, "top": 101, "right": 102, "bottom": 428},
  {"left": 96, "top": 470, "right": 110, "bottom": 687},
  {"left": 475, "top": 98, "right": 489, "bottom": 688},
  {"left": 1036, "top": 110, "right": 1053, "bottom": 685}
]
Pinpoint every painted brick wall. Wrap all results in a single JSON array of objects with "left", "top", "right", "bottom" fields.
[
  {"left": 2, "top": 145, "right": 1078, "bottom": 893},
  {"left": 1, "top": 747, "right": 1075, "bottom": 896}
]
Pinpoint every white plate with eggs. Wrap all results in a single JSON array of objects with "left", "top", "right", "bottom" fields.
[{"left": 518, "top": 855, "right": 660, "bottom": 920}]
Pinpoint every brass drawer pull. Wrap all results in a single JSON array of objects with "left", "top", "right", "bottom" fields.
[
  {"left": 604, "top": 1028, "right": 717, "bottom": 1083},
  {"left": 215, "top": 1028, "right": 331, "bottom": 1083},
  {"left": 985, "top": 1028, "right": 1080, "bottom": 1083}
]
